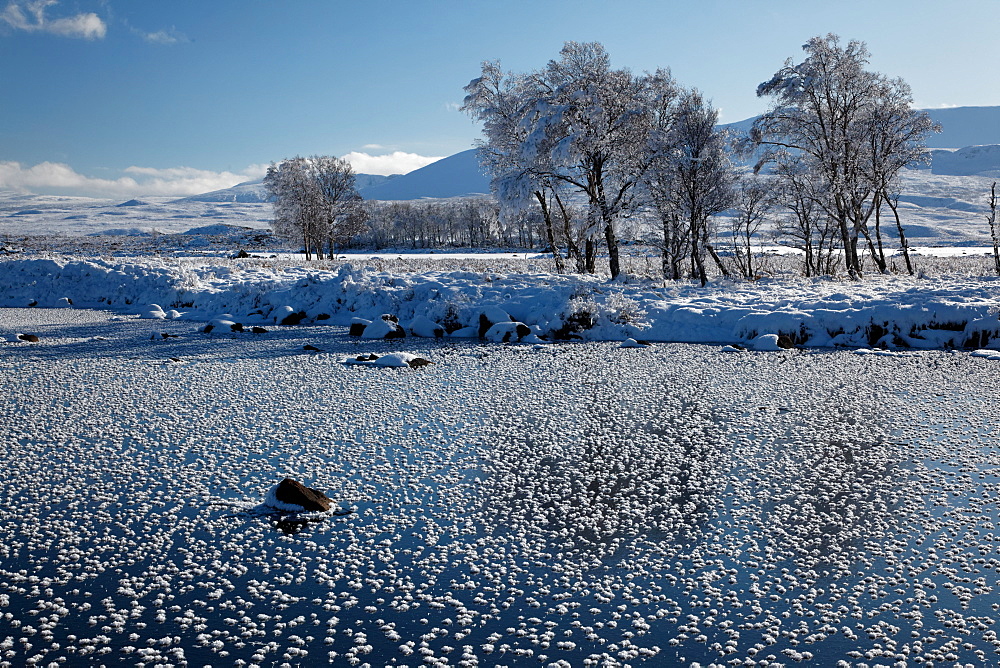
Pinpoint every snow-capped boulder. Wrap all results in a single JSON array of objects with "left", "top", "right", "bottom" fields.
[
  {"left": 349, "top": 317, "right": 372, "bottom": 336},
  {"left": 55, "top": 297, "right": 72, "bottom": 308},
  {"left": 362, "top": 315, "right": 405, "bottom": 339},
  {"left": 343, "top": 352, "right": 432, "bottom": 368},
  {"left": 408, "top": 315, "right": 445, "bottom": 338},
  {"left": 620, "top": 338, "right": 649, "bottom": 348},
  {"left": 281, "top": 310, "right": 307, "bottom": 326},
  {"left": 478, "top": 306, "right": 514, "bottom": 338},
  {"left": 142, "top": 304, "right": 167, "bottom": 319},
  {"left": 484, "top": 321, "right": 531, "bottom": 343},
  {"left": 750, "top": 334, "right": 788, "bottom": 351},
  {"left": 264, "top": 478, "right": 333, "bottom": 512},
  {"left": 5, "top": 333, "right": 39, "bottom": 343}
]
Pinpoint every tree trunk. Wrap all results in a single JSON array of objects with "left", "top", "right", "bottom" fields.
[
  {"left": 884, "top": 194, "right": 914, "bottom": 275},
  {"left": 989, "top": 182, "right": 1000, "bottom": 276},
  {"left": 604, "top": 219, "right": 621, "bottom": 280},
  {"left": 535, "top": 191, "right": 565, "bottom": 274}
]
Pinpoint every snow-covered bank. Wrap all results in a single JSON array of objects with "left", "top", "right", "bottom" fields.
[{"left": 2, "top": 256, "right": 999, "bottom": 350}]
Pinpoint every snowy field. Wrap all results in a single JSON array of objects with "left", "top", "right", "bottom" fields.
[{"left": 2, "top": 307, "right": 1000, "bottom": 666}]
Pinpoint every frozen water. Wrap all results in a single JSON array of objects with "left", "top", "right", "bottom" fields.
[{"left": 2, "top": 308, "right": 1000, "bottom": 665}]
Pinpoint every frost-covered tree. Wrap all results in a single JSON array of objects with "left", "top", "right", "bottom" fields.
[
  {"left": 729, "top": 174, "right": 776, "bottom": 281},
  {"left": 263, "top": 156, "right": 364, "bottom": 260},
  {"left": 646, "top": 89, "right": 737, "bottom": 285},
  {"left": 753, "top": 34, "right": 937, "bottom": 279},
  {"left": 464, "top": 42, "right": 680, "bottom": 279},
  {"left": 462, "top": 61, "right": 582, "bottom": 273},
  {"left": 772, "top": 159, "right": 840, "bottom": 277},
  {"left": 864, "top": 79, "right": 939, "bottom": 275}
]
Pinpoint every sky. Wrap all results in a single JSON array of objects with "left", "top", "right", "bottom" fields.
[{"left": 1, "top": 0, "right": 998, "bottom": 198}]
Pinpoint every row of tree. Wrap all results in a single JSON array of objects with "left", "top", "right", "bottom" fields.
[
  {"left": 263, "top": 35, "right": 948, "bottom": 281},
  {"left": 463, "top": 35, "right": 940, "bottom": 282}
]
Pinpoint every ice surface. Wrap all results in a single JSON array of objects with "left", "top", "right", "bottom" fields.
[{"left": 2, "top": 307, "right": 1000, "bottom": 665}]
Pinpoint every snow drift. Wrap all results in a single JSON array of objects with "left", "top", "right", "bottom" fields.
[{"left": 2, "top": 257, "right": 999, "bottom": 350}]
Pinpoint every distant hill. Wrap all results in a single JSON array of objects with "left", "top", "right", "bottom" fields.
[
  {"left": 722, "top": 106, "right": 1000, "bottom": 150},
  {"left": 179, "top": 107, "right": 999, "bottom": 204},
  {"left": 356, "top": 149, "right": 490, "bottom": 201},
  {"left": 924, "top": 107, "right": 1000, "bottom": 148},
  {"left": 178, "top": 172, "right": 399, "bottom": 204},
  {"left": 928, "top": 145, "right": 1000, "bottom": 178},
  {"left": 177, "top": 180, "right": 271, "bottom": 204}
]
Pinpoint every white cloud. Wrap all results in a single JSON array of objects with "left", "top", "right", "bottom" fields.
[
  {"left": 341, "top": 151, "right": 443, "bottom": 176},
  {"left": 1, "top": 0, "right": 106, "bottom": 39},
  {"left": 131, "top": 25, "right": 187, "bottom": 45},
  {"left": 0, "top": 161, "right": 267, "bottom": 198}
]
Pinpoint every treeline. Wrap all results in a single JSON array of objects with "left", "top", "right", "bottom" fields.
[
  {"left": 357, "top": 198, "right": 539, "bottom": 250},
  {"left": 265, "top": 34, "right": 973, "bottom": 280}
]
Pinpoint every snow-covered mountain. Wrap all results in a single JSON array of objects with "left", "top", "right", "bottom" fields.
[
  {"left": 178, "top": 172, "right": 401, "bottom": 204},
  {"left": 722, "top": 105, "right": 1000, "bottom": 177},
  {"left": 357, "top": 149, "right": 489, "bottom": 200}
]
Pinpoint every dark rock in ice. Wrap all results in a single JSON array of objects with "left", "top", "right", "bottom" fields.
[
  {"left": 230, "top": 322, "right": 244, "bottom": 333},
  {"left": 280, "top": 311, "right": 307, "bottom": 326},
  {"left": 18, "top": 333, "right": 40, "bottom": 343},
  {"left": 777, "top": 335, "right": 795, "bottom": 349},
  {"left": 274, "top": 478, "right": 332, "bottom": 512},
  {"left": 251, "top": 326, "right": 268, "bottom": 334},
  {"left": 349, "top": 318, "right": 370, "bottom": 336},
  {"left": 303, "top": 344, "right": 321, "bottom": 352}
]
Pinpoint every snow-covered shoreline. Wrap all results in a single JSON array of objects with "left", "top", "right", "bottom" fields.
[{"left": 2, "top": 256, "right": 999, "bottom": 350}]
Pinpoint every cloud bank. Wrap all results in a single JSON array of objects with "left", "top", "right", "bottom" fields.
[
  {"left": 0, "top": 161, "right": 268, "bottom": 198},
  {"left": 0, "top": 150, "right": 447, "bottom": 198},
  {"left": 341, "top": 151, "right": 444, "bottom": 176},
  {"left": 1, "top": 0, "right": 106, "bottom": 39}
]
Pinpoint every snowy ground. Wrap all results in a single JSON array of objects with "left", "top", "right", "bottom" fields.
[{"left": 2, "top": 308, "right": 1000, "bottom": 666}]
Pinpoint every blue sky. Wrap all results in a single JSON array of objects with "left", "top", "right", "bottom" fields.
[{"left": 2, "top": 0, "right": 998, "bottom": 197}]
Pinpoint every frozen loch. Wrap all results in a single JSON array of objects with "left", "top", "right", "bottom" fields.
[{"left": 1, "top": 306, "right": 1000, "bottom": 666}]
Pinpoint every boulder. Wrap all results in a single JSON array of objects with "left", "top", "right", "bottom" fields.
[
  {"left": 478, "top": 306, "right": 514, "bottom": 338},
  {"left": 17, "top": 334, "right": 40, "bottom": 343},
  {"left": 271, "top": 478, "right": 332, "bottom": 512},
  {"left": 484, "top": 321, "right": 531, "bottom": 343},
  {"left": 776, "top": 335, "right": 795, "bottom": 350},
  {"left": 362, "top": 316, "right": 405, "bottom": 340},
  {"left": 251, "top": 326, "right": 268, "bottom": 334},
  {"left": 344, "top": 352, "right": 433, "bottom": 368},
  {"left": 408, "top": 315, "right": 445, "bottom": 338},
  {"left": 349, "top": 318, "right": 371, "bottom": 336},
  {"left": 280, "top": 310, "right": 307, "bottom": 326}
]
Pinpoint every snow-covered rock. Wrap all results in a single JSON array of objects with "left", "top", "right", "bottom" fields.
[
  {"left": 407, "top": 315, "right": 445, "bottom": 338},
  {"left": 483, "top": 321, "right": 530, "bottom": 343},
  {"left": 343, "top": 352, "right": 432, "bottom": 368}
]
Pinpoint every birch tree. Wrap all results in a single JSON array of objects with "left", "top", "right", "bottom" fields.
[
  {"left": 753, "top": 34, "right": 936, "bottom": 279},
  {"left": 464, "top": 42, "right": 680, "bottom": 279},
  {"left": 263, "top": 156, "right": 364, "bottom": 260}
]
